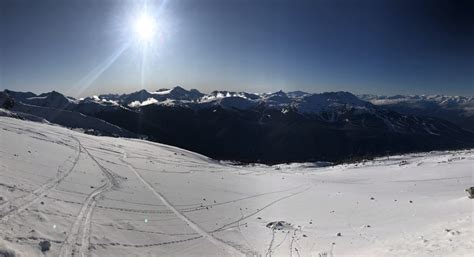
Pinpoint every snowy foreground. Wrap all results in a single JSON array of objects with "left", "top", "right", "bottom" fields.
[{"left": 0, "top": 117, "right": 472, "bottom": 257}]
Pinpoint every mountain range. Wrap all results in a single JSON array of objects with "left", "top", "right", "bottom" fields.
[
  {"left": 1, "top": 87, "right": 473, "bottom": 164},
  {"left": 359, "top": 94, "right": 474, "bottom": 131}
]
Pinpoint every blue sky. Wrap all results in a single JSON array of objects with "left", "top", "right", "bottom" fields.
[{"left": 1, "top": 0, "right": 473, "bottom": 97}]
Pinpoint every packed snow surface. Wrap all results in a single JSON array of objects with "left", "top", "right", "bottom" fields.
[{"left": 0, "top": 116, "right": 472, "bottom": 257}]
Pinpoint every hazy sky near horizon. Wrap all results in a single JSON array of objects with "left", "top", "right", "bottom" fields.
[{"left": 1, "top": 0, "right": 473, "bottom": 97}]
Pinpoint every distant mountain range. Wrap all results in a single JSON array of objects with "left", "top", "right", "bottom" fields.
[
  {"left": 359, "top": 94, "right": 474, "bottom": 131},
  {"left": 2, "top": 87, "right": 473, "bottom": 164}
]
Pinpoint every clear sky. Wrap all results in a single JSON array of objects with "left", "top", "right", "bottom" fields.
[{"left": 1, "top": 0, "right": 473, "bottom": 97}]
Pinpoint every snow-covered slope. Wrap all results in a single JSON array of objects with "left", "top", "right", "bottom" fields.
[
  {"left": 8, "top": 104, "right": 135, "bottom": 138},
  {"left": 0, "top": 116, "right": 472, "bottom": 256},
  {"left": 0, "top": 91, "right": 135, "bottom": 137}
]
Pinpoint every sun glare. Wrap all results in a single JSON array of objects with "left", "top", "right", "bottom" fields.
[{"left": 133, "top": 13, "right": 157, "bottom": 43}]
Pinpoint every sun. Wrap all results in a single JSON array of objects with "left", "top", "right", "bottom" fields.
[{"left": 133, "top": 13, "right": 157, "bottom": 43}]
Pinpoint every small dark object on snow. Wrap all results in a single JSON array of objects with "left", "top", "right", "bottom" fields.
[
  {"left": 266, "top": 221, "right": 292, "bottom": 230},
  {"left": 90, "top": 186, "right": 94, "bottom": 189},
  {"left": 366, "top": 225, "right": 371, "bottom": 228},
  {"left": 266, "top": 221, "right": 283, "bottom": 229},
  {"left": 257, "top": 217, "right": 262, "bottom": 220},
  {"left": 302, "top": 234, "right": 308, "bottom": 237},
  {"left": 39, "top": 240, "right": 51, "bottom": 252},
  {"left": 370, "top": 197, "right": 375, "bottom": 200},
  {"left": 465, "top": 187, "right": 474, "bottom": 199},
  {"left": 409, "top": 200, "right": 413, "bottom": 203},
  {"left": 336, "top": 232, "right": 342, "bottom": 237},
  {"left": 40, "top": 201, "right": 44, "bottom": 205}
]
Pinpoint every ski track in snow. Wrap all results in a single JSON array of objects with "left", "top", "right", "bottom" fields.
[
  {"left": 59, "top": 139, "right": 117, "bottom": 257},
  {"left": 212, "top": 186, "right": 311, "bottom": 233},
  {"left": 120, "top": 152, "right": 247, "bottom": 257},
  {"left": 1, "top": 117, "right": 473, "bottom": 257},
  {"left": 0, "top": 136, "right": 81, "bottom": 222}
]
